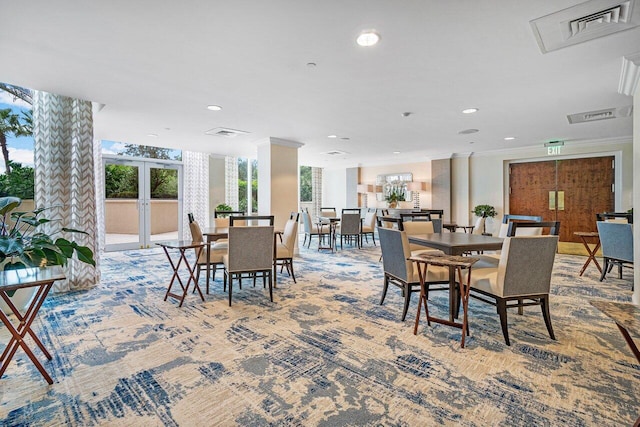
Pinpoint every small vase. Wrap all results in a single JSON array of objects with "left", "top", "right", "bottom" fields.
[{"left": 388, "top": 201, "right": 397, "bottom": 209}]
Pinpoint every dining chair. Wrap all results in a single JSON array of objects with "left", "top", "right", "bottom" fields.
[
  {"left": 596, "top": 221, "right": 634, "bottom": 283},
  {"left": 229, "top": 215, "right": 274, "bottom": 226},
  {"left": 360, "top": 210, "right": 377, "bottom": 246},
  {"left": 596, "top": 212, "right": 633, "bottom": 224},
  {"left": 399, "top": 219, "right": 445, "bottom": 256},
  {"left": 223, "top": 225, "right": 275, "bottom": 306},
  {"left": 464, "top": 235, "right": 559, "bottom": 346},
  {"left": 189, "top": 219, "right": 228, "bottom": 294},
  {"left": 320, "top": 207, "right": 337, "bottom": 218},
  {"left": 300, "top": 210, "right": 329, "bottom": 248},
  {"left": 214, "top": 210, "right": 245, "bottom": 218},
  {"left": 378, "top": 227, "right": 448, "bottom": 321},
  {"left": 275, "top": 218, "right": 298, "bottom": 283},
  {"left": 337, "top": 210, "right": 362, "bottom": 249}
]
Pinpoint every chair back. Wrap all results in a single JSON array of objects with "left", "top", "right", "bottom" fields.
[
  {"left": 363, "top": 210, "right": 377, "bottom": 229},
  {"left": 280, "top": 219, "right": 298, "bottom": 256},
  {"left": 471, "top": 216, "right": 486, "bottom": 235},
  {"left": 498, "top": 235, "right": 559, "bottom": 297},
  {"left": 597, "top": 221, "right": 634, "bottom": 263},
  {"left": 227, "top": 226, "right": 274, "bottom": 272},
  {"left": 377, "top": 216, "right": 401, "bottom": 229},
  {"left": 498, "top": 214, "right": 544, "bottom": 237},
  {"left": 215, "top": 210, "right": 245, "bottom": 218},
  {"left": 214, "top": 217, "right": 230, "bottom": 228},
  {"left": 301, "top": 211, "right": 313, "bottom": 233},
  {"left": 340, "top": 212, "right": 361, "bottom": 234},
  {"left": 401, "top": 220, "right": 435, "bottom": 235},
  {"left": 597, "top": 212, "right": 633, "bottom": 224},
  {"left": 289, "top": 212, "right": 300, "bottom": 222},
  {"left": 188, "top": 213, "right": 195, "bottom": 223},
  {"left": 341, "top": 208, "right": 361, "bottom": 215},
  {"left": 378, "top": 227, "right": 412, "bottom": 283},
  {"left": 189, "top": 220, "right": 204, "bottom": 242},
  {"left": 230, "top": 215, "right": 274, "bottom": 226},
  {"left": 320, "top": 207, "right": 337, "bottom": 218},
  {"left": 506, "top": 221, "right": 560, "bottom": 237}
]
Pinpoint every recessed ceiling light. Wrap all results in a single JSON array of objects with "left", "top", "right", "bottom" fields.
[
  {"left": 462, "top": 108, "right": 479, "bottom": 114},
  {"left": 306, "top": 62, "right": 317, "bottom": 67},
  {"left": 341, "top": 137, "right": 350, "bottom": 140},
  {"left": 458, "top": 129, "right": 479, "bottom": 135},
  {"left": 147, "top": 133, "right": 158, "bottom": 138},
  {"left": 328, "top": 135, "right": 338, "bottom": 138},
  {"left": 504, "top": 136, "right": 516, "bottom": 141},
  {"left": 401, "top": 112, "right": 412, "bottom": 117},
  {"left": 469, "top": 141, "right": 475, "bottom": 144},
  {"left": 207, "top": 105, "right": 222, "bottom": 111},
  {"left": 356, "top": 30, "right": 380, "bottom": 47},
  {"left": 393, "top": 151, "right": 400, "bottom": 154}
]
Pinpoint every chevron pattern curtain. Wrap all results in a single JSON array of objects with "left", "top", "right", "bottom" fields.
[
  {"left": 182, "top": 151, "right": 209, "bottom": 240},
  {"left": 225, "top": 156, "right": 239, "bottom": 210},
  {"left": 33, "top": 91, "right": 100, "bottom": 292}
]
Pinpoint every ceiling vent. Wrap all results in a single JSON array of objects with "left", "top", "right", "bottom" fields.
[
  {"left": 323, "top": 150, "right": 349, "bottom": 156},
  {"left": 567, "top": 105, "right": 633, "bottom": 123},
  {"left": 204, "top": 127, "right": 250, "bottom": 137},
  {"left": 530, "top": 0, "right": 640, "bottom": 53}
]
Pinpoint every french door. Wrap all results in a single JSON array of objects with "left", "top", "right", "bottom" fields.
[
  {"left": 509, "top": 156, "right": 614, "bottom": 243},
  {"left": 103, "top": 156, "right": 183, "bottom": 251}
]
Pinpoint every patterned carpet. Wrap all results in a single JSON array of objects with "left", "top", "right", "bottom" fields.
[{"left": 0, "top": 240, "right": 638, "bottom": 426}]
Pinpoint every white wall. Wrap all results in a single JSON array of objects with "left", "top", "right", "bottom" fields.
[
  {"left": 359, "top": 161, "right": 432, "bottom": 209},
  {"left": 323, "top": 167, "right": 348, "bottom": 212}
]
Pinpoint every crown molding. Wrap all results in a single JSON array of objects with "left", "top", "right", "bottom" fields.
[{"left": 619, "top": 52, "right": 640, "bottom": 96}]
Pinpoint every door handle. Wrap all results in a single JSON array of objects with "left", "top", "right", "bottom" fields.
[
  {"left": 549, "top": 191, "right": 555, "bottom": 210},
  {"left": 557, "top": 191, "right": 565, "bottom": 211}
]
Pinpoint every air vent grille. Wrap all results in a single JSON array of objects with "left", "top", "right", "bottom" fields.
[
  {"left": 530, "top": 0, "right": 640, "bottom": 53},
  {"left": 323, "top": 150, "right": 349, "bottom": 156},
  {"left": 567, "top": 106, "right": 633, "bottom": 123},
  {"left": 569, "top": 2, "right": 631, "bottom": 37},
  {"left": 204, "top": 127, "right": 250, "bottom": 137}
]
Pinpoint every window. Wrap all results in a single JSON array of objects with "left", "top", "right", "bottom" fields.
[{"left": 238, "top": 158, "right": 258, "bottom": 213}]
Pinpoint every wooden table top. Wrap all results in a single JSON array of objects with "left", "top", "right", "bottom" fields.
[
  {"left": 0, "top": 266, "right": 66, "bottom": 292},
  {"left": 408, "top": 233, "right": 503, "bottom": 255},
  {"left": 408, "top": 253, "right": 479, "bottom": 268},
  {"left": 574, "top": 231, "right": 599, "bottom": 238},
  {"left": 156, "top": 240, "right": 206, "bottom": 249},
  {"left": 591, "top": 300, "right": 640, "bottom": 338}
]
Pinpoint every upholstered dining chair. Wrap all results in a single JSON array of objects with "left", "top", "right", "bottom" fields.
[
  {"left": 320, "top": 207, "right": 337, "bottom": 218},
  {"left": 378, "top": 227, "right": 448, "bottom": 321},
  {"left": 189, "top": 219, "right": 228, "bottom": 294},
  {"left": 399, "top": 219, "right": 444, "bottom": 256},
  {"left": 301, "top": 210, "right": 329, "bottom": 248},
  {"left": 596, "top": 221, "right": 634, "bottom": 283},
  {"left": 275, "top": 218, "right": 298, "bottom": 284},
  {"left": 336, "top": 210, "right": 362, "bottom": 249},
  {"left": 360, "top": 210, "right": 377, "bottom": 246},
  {"left": 223, "top": 225, "right": 275, "bottom": 306},
  {"left": 464, "top": 235, "right": 559, "bottom": 346}
]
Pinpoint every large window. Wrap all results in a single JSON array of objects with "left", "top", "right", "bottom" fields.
[
  {"left": 300, "top": 166, "right": 312, "bottom": 202},
  {"left": 238, "top": 158, "right": 258, "bottom": 213}
]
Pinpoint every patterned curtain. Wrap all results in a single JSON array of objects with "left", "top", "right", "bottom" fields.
[
  {"left": 33, "top": 91, "right": 100, "bottom": 292},
  {"left": 93, "top": 139, "right": 105, "bottom": 254},
  {"left": 182, "top": 151, "right": 209, "bottom": 240},
  {"left": 225, "top": 156, "right": 239, "bottom": 209},
  {"left": 312, "top": 167, "right": 322, "bottom": 219}
]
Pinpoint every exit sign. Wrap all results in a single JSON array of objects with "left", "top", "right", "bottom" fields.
[{"left": 547, "top": 145, "right": 562, "bottom": 156}]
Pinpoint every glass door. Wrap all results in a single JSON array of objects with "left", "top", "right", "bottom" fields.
[{"left": 104, "top": 157, "right": 182, "bottom": 251}]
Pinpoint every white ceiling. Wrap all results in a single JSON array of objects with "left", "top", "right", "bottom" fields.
[{"left": 0, "top": 1, "right": 638, "bottom": 167}]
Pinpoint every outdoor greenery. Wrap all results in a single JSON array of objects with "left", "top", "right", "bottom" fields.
[
  {"left": 0, "top": 161, "right": 34, "bottom": 199},
  {"left": 0, "top": 196, "right": 95, "bottom": 295},
  {"left": 300, "top": 166, "right": 312, "bottom": 202},
  {"left": 472, "top": 204, "right": 497, "bottom": 218},
  {"left": 238, "top": 158, "right": 258, "bottom": 213},
  {"left": 105, "top": 144, "right": 180, "bottom": 199},
  {"left": 0, "top": 107, "right": 32, "bottom": 176}
]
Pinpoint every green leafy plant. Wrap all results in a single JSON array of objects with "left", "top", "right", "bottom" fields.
[
  {"left": 215, "top": 203, "right": 233, "bottom": 212},
  {"left": 385, "top": 187, "right": 406, "bottom": 203},
  {"left": 472, "top": 204, "right": 497, "bottom": 218},
  {"left": 0, "top": 196, "right": 96, "bottom": 273}
]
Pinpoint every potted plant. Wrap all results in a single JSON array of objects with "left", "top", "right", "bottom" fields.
[
  {"left": 0, "top": 196, "right": 96, "bottom": 310},
  {"left": 472, "top": 204, "right": 497, "bottom": 219},
  {"left": 385, "top": 188, "right": 406, "bottom": 209}
]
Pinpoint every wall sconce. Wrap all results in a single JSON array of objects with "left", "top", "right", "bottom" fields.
[
  {"left": 406, "top": 181, "right": 424, "bottom": 209},
  {"left": 357, "top": 184, "right": 374, "bottom": 208}
]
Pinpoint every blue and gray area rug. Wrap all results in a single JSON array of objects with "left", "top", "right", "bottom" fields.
[{"left": 0, "top": 242, "right": 638, "bottom": 426}]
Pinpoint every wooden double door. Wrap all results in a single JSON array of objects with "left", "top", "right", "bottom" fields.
[{"left": 509, "top": 156, "right": 614, "bottom": 243}]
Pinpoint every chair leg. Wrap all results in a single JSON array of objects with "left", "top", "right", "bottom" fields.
[
  {"left": 228, "top": 274, "right": 233, "bottom": 306},
  {"left": 268, "top": 271, "right": 273, "bottom": 302},
  {"left": 497, "top": 298, "right": 510, "bottom": 346},
  {"left": 380, "top": 275, "right": 390, "bottom": 305},
  {"left": 518, "top": 298, "right": 524, "bottom": 315},
  {"left": 600, "top": 259, "right": 609, "bottom": 281},
  {"left": 401, "top": 283, "right": 411, "bottom": 321},
  {"left": 540, "top": 295, "right": 555, "bottom": 340},
  {"left": 289, "top": 259, "right": 297, "bottom": 283}
]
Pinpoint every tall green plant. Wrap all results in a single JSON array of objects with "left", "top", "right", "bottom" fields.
[{"left": 0, "top": 196, "right": 95, "bottom": 270}]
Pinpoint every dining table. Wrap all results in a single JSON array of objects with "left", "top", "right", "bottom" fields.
[
  {"left": 317, "top": 216, "right": 341, "bottom": 252},
  {"left": 408, "top": 232, "right": 504, "bottom": 321}
]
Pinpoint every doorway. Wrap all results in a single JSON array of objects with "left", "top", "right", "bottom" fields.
[
  {"left": 103, "top": 156, "right": 183, "bottom": 251},
  {"left": 509, "top": 156, "right": 614, "bottom": 243}
]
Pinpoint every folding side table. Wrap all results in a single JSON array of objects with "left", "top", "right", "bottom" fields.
[{"left": 157, "top": 240, "right": 206, "bottom": 307}]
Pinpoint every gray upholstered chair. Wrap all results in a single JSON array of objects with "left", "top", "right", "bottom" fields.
[
  {"left": 223, "top": 225, "right": 275, "bottom": 306},
  {"left": 275, "top": 218, "right": 298, "bottom": 284},
  {"left": 465, "top": 235, "right": 559, "bottom": 346},
  {"left": 596, "top": 221, "right": 634, "bottom": 282},
  {"left": 400, "top": 220, "right": 444, "bottom": 256},
  {"left": 360, "top": 210, "right": 377, "bottom": 246},
  {"left": 301, "top": 210, "right": 329, "bottom": 248},
  {"left": 336, "top": 211, "right": 362, "bottom": 249},
  {"left": 189, "top": 220, "right": 228, "bottom": 294},
  {"left": 378, "top": 227, "right": 448, "bottom": 321}
]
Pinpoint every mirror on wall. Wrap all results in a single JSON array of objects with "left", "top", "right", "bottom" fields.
[{"left": 375, "top": 173, "right": 413, "bottom": 202}]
